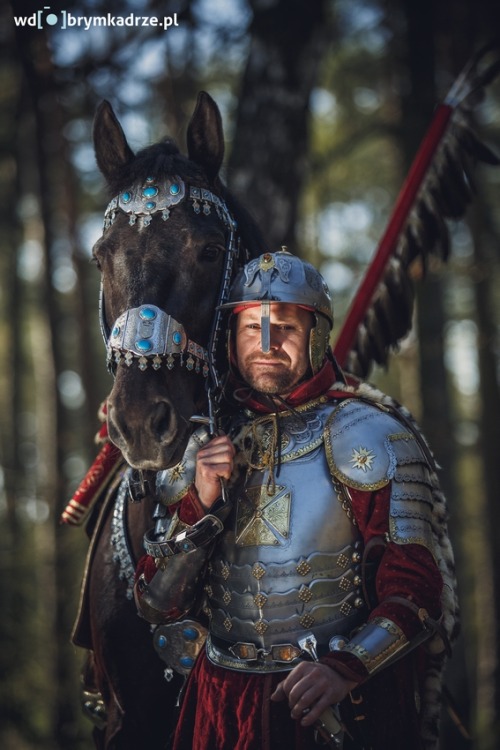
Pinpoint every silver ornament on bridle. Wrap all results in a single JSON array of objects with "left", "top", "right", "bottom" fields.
[{"left": 99, "top": 175, "right": 240, "bottom": 395}]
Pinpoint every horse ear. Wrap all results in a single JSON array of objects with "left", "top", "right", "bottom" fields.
[
  {"left": 186, "top": 91, "right": 225, "bottom": 183},
  {"left": 93, "top": 100, "right": 135, "bottom": 184}
]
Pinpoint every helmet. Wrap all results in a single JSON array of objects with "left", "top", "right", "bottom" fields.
[{"left": 222, "top": 250, "right": 333, "bottom": 374}]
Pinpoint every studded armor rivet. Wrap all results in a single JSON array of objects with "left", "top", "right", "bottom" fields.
[
  {"left": 352, "top": 552, "right": 361, "bottom": 563},
  {"left": 337, "top": 553, "right": 349, "bottom": 569},
  {"left": 298, "top": 585, "right": 313, "bottom": 603},
  {"left": 300, "top": 614, "right": 315, "bottom": 628},
  {"left": 354, "top": 597, "right": 365, "bottom": 608},
  {"left": 296, "top": 560, "right": 312, "bottom": 576},
  {"left": 254, "top": 592, "right": 267, "bottom": 608},
  {"left": 223, "top": 590, "right": 232, "bottom": 605},
  {"left": 354, "top": 575, "right": 362, "bottom": 586},
  {"left": 329, "top": 635, "right": 347, "bottom": 651},
  {"left": 221, "top": 563, "right": 230, "bottom": 580},
  {"left": 339, "top": 576, "right": 351, "bottom": 591},
  {"left": 223, "top": 617, "right": 232, "bottom": 632},
  {"left": 340, "top": 602, "right": 352, "bottom": 616},
  {"left": 252, "top": 563, "right": 266, "bottom": 580},
  {"left": 254, "top": 620, "right": 268, "bottom": 635}
]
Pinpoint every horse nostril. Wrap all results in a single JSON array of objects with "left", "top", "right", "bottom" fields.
[{"left": 151, "top": 401, "right": 175, "bottom": 441}]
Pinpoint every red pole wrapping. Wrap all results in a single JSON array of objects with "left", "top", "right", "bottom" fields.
[{"left": 333, "top": 103, "right": 454, "bottom": 368}]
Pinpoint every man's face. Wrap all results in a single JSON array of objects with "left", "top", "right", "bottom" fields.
[{"left": 235, "top": 303, "right": 313, "bottom": 396}]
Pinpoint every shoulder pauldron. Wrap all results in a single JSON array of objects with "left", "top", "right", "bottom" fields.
[
  {"left": 325, "top": 399, "right": 437, "bottom": 556},
  {"left": 155, "top": 427, "right": 211, "bottom": 506}
]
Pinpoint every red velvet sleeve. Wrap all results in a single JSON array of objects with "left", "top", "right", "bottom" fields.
[{"left": 321, "top": 484, "right": 443, "bottom": 682}]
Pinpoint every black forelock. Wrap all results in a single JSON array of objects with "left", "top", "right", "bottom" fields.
[{"left": 107, "top": 138, "right": 211, "bottom": 196}]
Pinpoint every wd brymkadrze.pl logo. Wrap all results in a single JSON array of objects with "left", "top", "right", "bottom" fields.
[{"left": 13, "top": 6, "right": 180, "bottom": 30}]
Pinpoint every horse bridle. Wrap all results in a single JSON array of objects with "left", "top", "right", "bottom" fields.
[{"left": 98, "top": 175, "right": 243, "bottom": 410}]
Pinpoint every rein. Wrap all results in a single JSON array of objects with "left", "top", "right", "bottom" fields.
[{"left": 98, "top": 175, "right": 241, "bottom": 400}]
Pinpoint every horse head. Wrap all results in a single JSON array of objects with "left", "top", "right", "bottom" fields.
[{"left": 93, "top": 92, "right": 260, "bottom": 470}]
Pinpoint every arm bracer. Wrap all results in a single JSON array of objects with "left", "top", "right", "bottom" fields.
[{"left": 135, "top": 511, "right": 224, "bottom": 624}]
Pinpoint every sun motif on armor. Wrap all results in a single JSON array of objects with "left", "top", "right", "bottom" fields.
[
  {"left": 168, "top": 461, "right": 186, "bottom": 484},
  {"left": 349, "top": 446, "right": 376, "bottom": 472}
]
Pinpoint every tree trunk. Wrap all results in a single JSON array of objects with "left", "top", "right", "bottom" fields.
[
  {"left": 14, "top": 24, "right": 90, "bottom": 748},
  {"left": 227, "top": 0, "right": 333, "bottom": 250},
  {"left": 394, "top": 1, "right": 471, "bottom": 747}
]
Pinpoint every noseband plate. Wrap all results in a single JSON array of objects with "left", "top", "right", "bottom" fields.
[{"left": 108, "top": 304, "right": 209, "bottom": 375}]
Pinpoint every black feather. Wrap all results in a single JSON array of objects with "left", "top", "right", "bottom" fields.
[{"left": 342, "top": 47, "right": 500, "bottom": 378}]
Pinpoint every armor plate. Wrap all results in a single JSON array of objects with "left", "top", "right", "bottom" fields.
[
  {"left": 325, "top": 399, "right": 436, "bottom": 557},
  {"left": 206, "top": 401, "right": 366, "bottom": 670}
]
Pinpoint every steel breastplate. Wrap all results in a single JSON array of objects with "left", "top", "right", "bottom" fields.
[{"left": 206, "top": 400, "right": 366, "bottom": 670}]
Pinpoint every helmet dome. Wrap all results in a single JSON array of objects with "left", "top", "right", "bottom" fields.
[{"left": 223, "top": 250, "right": 333, "bottom": 326}]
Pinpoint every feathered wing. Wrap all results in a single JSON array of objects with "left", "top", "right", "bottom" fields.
[{"left": 334, "top": 45, "right": 500, "bottom": 378}]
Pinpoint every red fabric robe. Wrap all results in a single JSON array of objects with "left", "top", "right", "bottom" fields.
[{"left": 136, "top": 359, "right": 444, "bottom": 749}]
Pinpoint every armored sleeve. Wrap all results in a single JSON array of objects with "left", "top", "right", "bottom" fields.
[
  {"left": 322, "top": 399, "right": 445, "bottom": 681},
  {"left": 325, "top": 398, "right": 437, "bottom": 558},
  {"left": 134, "top": 428, "right": 224, "bottom": 625}
]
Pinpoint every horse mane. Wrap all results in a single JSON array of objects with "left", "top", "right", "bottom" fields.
[
  {"left": 104, "top": 136, "right": 269, "bottom": 257},
  {"left": 220, "top": 186, "right": 269, "bottom": 257},
  {"left": 106, "top": 138, "right": 210, "bottom": 196}
]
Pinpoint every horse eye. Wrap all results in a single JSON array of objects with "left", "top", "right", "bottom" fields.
[
  {"left": 201, "top": 244, "right": 222, "bottom": 262},
  {"left": 91, "top": 254, "right": 102, "bottom": 271}
]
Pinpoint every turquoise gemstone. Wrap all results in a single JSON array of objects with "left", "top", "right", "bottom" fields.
[
  {"left": 140, "top": 307, "right": 157, "bottom": 320},
  {"left": 121, "top": 191, "right": 131, "bottom": 203},
  {"left": 170, "top": 183, "right": 180, "bottom": 195},
  {"left": 136, "top": 339, "right": 153, "bottom": 353},
  {"left": 112, "top": 326, "right": 120, "bottom": 337},
  {"left": 143, "top": 186, "right": 158, "bottom": 198},
  {"left": 180, "top": 656, "right": 195, "bottom": 668},
  {"left": 145, "top": 201, "right": 156, "bottom": 210},
  {"left": 158, "top": 635, "right": 167, "bottom": 649},
  {"left": 173, "top": 331, "right": 182, "bottom": 345},
  {"left": 183, "top": 627, "right": 198, "bottom": 641}
]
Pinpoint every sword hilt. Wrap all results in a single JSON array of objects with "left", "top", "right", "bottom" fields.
[{"left": 298, "top": 633, "right": 344, "bottom": 748}]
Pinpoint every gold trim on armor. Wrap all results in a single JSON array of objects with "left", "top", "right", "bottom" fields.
[
  {"left": 236, "top": 484, "right": 291, "bottom": 547},
  {"left": 389, "top": 516, "right": 433, "bottom": 548},
  {"left": 342, "top": 616, "right": 408, "bottom": 675},
  {"left": 238, "top": 397, "right": 329, "bottom": 471},
  {"left": 324, "top": 406, "right": 391, "bottom": 491}
]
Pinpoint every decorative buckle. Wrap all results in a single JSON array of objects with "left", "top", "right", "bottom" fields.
[{"left": 228, "top": 641, "right": 302, "bottom": 663}]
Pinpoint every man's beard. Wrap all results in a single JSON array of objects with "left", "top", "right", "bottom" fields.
[{"left": 238, "top": 354, "right": 304, "bottom": 396}]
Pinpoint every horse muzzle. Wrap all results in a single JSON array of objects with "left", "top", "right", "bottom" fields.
[{"left": 106, "top": 388, "right": 191, "bottom": 470}]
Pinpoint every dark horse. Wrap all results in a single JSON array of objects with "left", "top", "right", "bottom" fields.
[{"left": 73, "top": 92, "right": 265, "bottom": 749}]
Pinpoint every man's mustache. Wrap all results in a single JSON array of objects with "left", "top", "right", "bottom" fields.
[{"left": 247, "top": 353, "right": 290, "bottom": 365}]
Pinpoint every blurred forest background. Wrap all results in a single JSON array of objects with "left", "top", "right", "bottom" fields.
[{"left": 1, "top": 0, "right": 500, "bottom": 748}]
